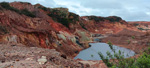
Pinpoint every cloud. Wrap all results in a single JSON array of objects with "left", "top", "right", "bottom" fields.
[
  {"left": 0, "top": 0, "right": 150, "bottom": 21},
  {"left": 53, "top": 0, "right": 150, "bottom": 21},
  {"left": 80, "top": 0, "right": 123, "bottom": 9}
]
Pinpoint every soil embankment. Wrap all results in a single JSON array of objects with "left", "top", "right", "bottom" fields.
[{"left": 102, "top": 29, "right": 149, "bottom": 53}]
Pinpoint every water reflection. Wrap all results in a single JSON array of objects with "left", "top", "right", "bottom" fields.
[{"left": 74, "top": 43, "right": 135, "bottom": 60}]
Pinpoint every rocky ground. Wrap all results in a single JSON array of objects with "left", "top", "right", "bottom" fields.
[{"left": 0, "top": 43, "right": 92, "bottom": 68}]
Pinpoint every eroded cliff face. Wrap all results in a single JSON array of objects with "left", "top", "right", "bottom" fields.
[{"left": 0, "top": 2, "right": 131, "bottom": 57}]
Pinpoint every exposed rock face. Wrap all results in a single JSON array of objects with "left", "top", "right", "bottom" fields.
[
  {"left": 128, "top": 21, "right": 150, "bottom": 32},
  {"left": 0, "top": 2, "right": 83, "bottom": 57},
  {"left": 0, "top": 2, "right": 130, "bottom": 57}
]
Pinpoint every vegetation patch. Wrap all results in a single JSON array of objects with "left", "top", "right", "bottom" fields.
[
  {"left": 38, "top": 6, "right": 48, "bottom": 11},
  {"left": 88, "top": 16, "right": 105, "bottom": 22},
  {"left": 20, "top": 9, "right": 36, "bottom": 18},
  {"left": 0, "top": 25, "right": 8, "bottom": 34},
  {"left": 99, "top": 44, "right": 150, "bottom": 68},
  {"left": 0, "top": 6, "right": 2, "bottom": 10},
  {"left": 19, "top": 2, "right": 31, "bottom": 4},
  {"left": 126, "top": 40, "right": 131, "bottom": 44},
  {"left": 69, "top": 12, "right": 79, "bottom": 23},
  {"left": 87, "top": 16, "right": 122, "bottom": 22},
  {"left": 0, "top": 2, "right": 35, "bottom": 18},
  {"left": 138, "top": 28, "right": 144, "bottom": 30},
  {"left": 80, "top": 23, "right": 87, "bottom": 30},
  {"left": 47, "top": 8, "right": 79, "bottom": 28},
  {"left": 105, "top": 16, "right": 122, "bottom": 22},
  {"left": 131, "top": 36, "right": 135, "bottom": 39},
  {"left": 0, "top": 2, "right": 20, "bottom": 13}
]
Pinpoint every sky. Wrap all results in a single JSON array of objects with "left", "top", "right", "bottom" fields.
[{"left": 0, "top": 0, "right": 150, "bottom": 21}]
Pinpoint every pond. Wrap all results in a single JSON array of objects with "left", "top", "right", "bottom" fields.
[{"left": 74, "top": 43, "right": 135, "bottom": 60}]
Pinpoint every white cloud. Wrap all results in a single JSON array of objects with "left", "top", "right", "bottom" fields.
[{"left": 0, "top": 0, "right": 150, "bottom": 21}]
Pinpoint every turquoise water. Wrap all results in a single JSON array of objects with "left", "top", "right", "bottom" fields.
[{"left": 74, "top": 43, "right": 135, "bottom": 60}]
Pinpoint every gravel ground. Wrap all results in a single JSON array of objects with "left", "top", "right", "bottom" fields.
[{"left": 0, "top": 43, "right": 91, "bottom": 68}]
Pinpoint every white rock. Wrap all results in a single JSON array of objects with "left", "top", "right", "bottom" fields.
[
  {"left": 37, "top": 56, "right": 47, "bottom": 65},
  {"left": 25, "top": 57, "right": 33, "bottom": 61}
]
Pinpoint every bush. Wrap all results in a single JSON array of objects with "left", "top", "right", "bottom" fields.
[
  {"left": 105, "top": 16, "right": 122, "bottom": 22},
  {"left": 47, "top": 11, "right": 72, "bottom": 28},
  {"left": 19, "top": 2, "right": 31, "bottom": 4},
  {"left": 38, "top": 6, "right": 48, "bottom": 11},
  {"left": 58, "top": 18, "right": 71, "bottom": 28},
  {"left": 69, "top": 12, "right": 79, "bottom": 22},
  {"left": 107, "top": 41, "right": 112, "bottom": 46},
  {"left": 0, "top": 7, "right": 2, "bottom": 10},
  {"left": 135, "top": 53, "right": 150, "bottom": 68},
  {"left": 131, "top": 36, "right": 135, "bottom": 39},
  {"left": 99, "top": 44, "right": 150, "bottom": 68},
  {"left": 0, "top": 2, "right": 35, "bottom": 18},
  {"left": 127, "top": 40, "right": 131, "bottom": 44},
  {"left": 138, "top": 28, "right": 144, "bottom": 30},
  {"left": 20, "top": 9, "right": 36, "bottom": 18},
  {"left": 0, "top": 2, "right": 11, "bottom": 9},
  {"left": 87, "top": 16, "right": 122, "bottom": 23},
  {"left": 0, "top": 2, "right": 20, "bottom": 13},
  {"left": 0, "top": 25, "right": 8, "bottom": 34},
  {"left": 80, "top": 23, "right": 87, "bottom": 30},
  {"left": 88, "top": 16, "right": 105, "bottom": 22},
  {"left": 47, "top": 8, "right": 80, "bottom": 28}
]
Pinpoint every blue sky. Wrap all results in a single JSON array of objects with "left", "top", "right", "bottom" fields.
[{"left": 0, "top": 0, "right": 150, "bottom": 21}]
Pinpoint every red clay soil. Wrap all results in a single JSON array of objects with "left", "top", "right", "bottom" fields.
[{"left": 128, "top": 21, "right": 150, "bottom": 25}]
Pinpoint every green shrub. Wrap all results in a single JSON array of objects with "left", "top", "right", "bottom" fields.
[
  {"left": 87, "top": 16, "right": 122, "bottom": 22},
  {"left": 131, "top": 36, "right": 135, "bottom": 39},
  {"left": 136, "top": 53, "right": 150, "bottom": 68},
  {"left": 69, "top": 12, "right": 79, "bottom": 22},
  {"left": 20, "top": 9, "right": 36, "bottom": 18},
  {"left": 19, "top": 2, "right": 31, "bottom": 4},
  {"left": 0, "top": 7, "right": 2, "bottom": 10},
  {"left": 38, "top": 6, "right": 48, "bottom": 11},
  {"left": 47, "top": 8, "right": 80, "bottom": 28},
  {"left": 0, "top": 2, "right": 20, "bottom": 13},
  {"left": 99, "top": 44, "right": 150, "bottom": 68},
  {"left": 47, "top": 13, "right": 72, "bottom": 28},
  {"left": 0, "top": 2, "right": 35, "bottom": 17},
  {"left": 88, "top": 16, "right": 105, "bottom": 22},
  {"left": 107, "top": 41, "right": 113, "bottom": 46},
  {"left": 57, "top": 18, "right": 71, "bottom": 28},
  {"left": 0, "top": 2, "right": 11, "bottom": 9},
  {"left": 127, "top": 40, "right": 131, "bottom": 44},
  {"left": 105, "top": 16, "right": 122, "bottom": 22},
  {"left": 80, "top": 23, "right": 87, "bottom": 30},
  {"left": 138, "top": 28, "right": 144, "bottom": 30},
  {"left": 49, "top": 8, "right": 68, "bottom": 18},
  {"left": 0, "top": 25, "right": 8, "bottom": 34}
]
